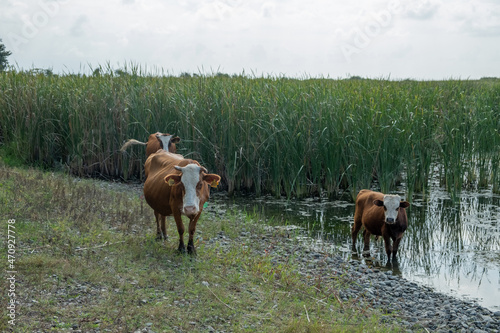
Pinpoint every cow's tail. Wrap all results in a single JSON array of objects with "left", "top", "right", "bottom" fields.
[{"left": 120, "top": 139, "right": 147, "bottom": 152}]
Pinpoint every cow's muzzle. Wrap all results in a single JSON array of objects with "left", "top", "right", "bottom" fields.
[
  {"left": 385, "top": 218, "right": 396, "bottom": 224},
  {"left": 183, "top": 205, "right": 199, "bottom": 217}
]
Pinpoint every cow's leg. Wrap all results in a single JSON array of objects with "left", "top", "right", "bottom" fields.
[
  {"left": 351, "top": 215, "right": 363, "bottom": 252},
  {"left": 392, "top": 235, "right": 403, "bottom": 261},
  {"left": 186, "top": 214, "right": 201, "bottom": 255},
  {"left": 159, "top": 214, "right": 167, "bottom": 240},
  {"left": 362, "top": 229, "right": 371, "bottom": 253},
  {"left": 173, "top": 212, "right": 185, "bottom": 253},
  {"left": 383, "top": 234, "right": 393, "bottom": 263},
  {"left": 154, "top": 212, "right": 167, "bottom": 240},
  {"left": 154, "top": 211, "right": 163, "bottom": 240}
]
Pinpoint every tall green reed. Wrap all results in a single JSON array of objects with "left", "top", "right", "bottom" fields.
[{"left": 1, "top": 68, "right": 499, "bottom": 200}]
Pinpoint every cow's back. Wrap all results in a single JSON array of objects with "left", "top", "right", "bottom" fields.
[
  {"left": 145, "top": 151, "right": 183, "bottom": 178},
  {"left": 355, "top": 190, "right": 383, "bottom": 212},
  {"left": 355, "top": 190, "right": 385, "bottom": 235},
  {"left": 144, "top": 152, "right": 184, "bottom": 216}
]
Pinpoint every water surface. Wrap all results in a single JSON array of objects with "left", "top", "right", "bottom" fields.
[{"left": 216, "top": 188, "right": 500, "bottom": 311}]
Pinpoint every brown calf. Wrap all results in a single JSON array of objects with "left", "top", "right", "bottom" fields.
[
  {"left": 143, "top": 151, "right": 221, "bottom": 254},
  {"left": 352, "top": 189, "right": 410, "bottom": 263}
]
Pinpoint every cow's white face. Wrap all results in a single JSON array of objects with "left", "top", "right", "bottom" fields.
[
  {"left": 374, "top": 195, "right": 404, "bottom": 224},
  {"left": 157, "top": 134, "right": 173, "bottom": 151},
  {"left": 175, "top": 164, "right": 203, "bottom": 217},
  {"left": 164, "top": 164, "right": 221, "bottom": 218}
]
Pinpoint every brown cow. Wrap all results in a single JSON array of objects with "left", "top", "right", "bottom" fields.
[
  {"left": 120, "top": 132, "right": 181, "bottom": 156},
  {"left": 143, "top": 151, "right": 221, "bottom": 254},
  {"left": 121, "top": 132, "right": 181, "bottom": 229},
  {"left": 351, "top": 189, "right": 410, "bottom": 263}
]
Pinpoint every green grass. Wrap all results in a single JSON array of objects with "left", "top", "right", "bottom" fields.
[
  {"left": 1, "top": 69, "right": 499, "bottom": 199},
  {"left": 0, "top": 165, "right": 409, "bottom": 332}
]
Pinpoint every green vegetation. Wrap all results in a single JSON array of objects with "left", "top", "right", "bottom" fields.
[
  {"left": 1, "top": 68, "right": 499, "bottom": 199},
  {"left": 0, "top": 165, "right": 405, "bottom": 332}
]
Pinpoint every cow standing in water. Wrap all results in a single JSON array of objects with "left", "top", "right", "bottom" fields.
[
  {"left": 120, "top": 132, "right": 181, "bottom": 156},
  {"left": 351, "top": 189, "right": 410, "bottom": 263},
  {"left": 143, "top": 151, "right": 221, "bottom": 254}
]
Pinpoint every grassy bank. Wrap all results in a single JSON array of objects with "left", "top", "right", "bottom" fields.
[
  {"left": 0, "top": 165, "right": 407, "bottom": 332},
  {"left": 1, "top": 70, "right": 499, "bottom": 199}
]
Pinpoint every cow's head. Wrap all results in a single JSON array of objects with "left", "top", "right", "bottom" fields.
[
  {"left": 374, "top": 195, "right": 410, "bottom": 224},
  {"left": 164, "top": 164, "right": 221, "bottom": 218},
  {"left": 155, "top": 133, "right": 181, "bottom": 153}
]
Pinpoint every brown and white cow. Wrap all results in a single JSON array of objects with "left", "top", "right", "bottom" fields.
[
  {"left": 143, "top": 151, "right": 221, "bottom": 254},
  {"left": 121, "top": 132, "right": 181, "bottom": 228},
  {"left": 120, "top": 132, "right": 181, "bottom": 156},
  {"left": 351, "top": 189, "right": 410, "bottom": 263}
]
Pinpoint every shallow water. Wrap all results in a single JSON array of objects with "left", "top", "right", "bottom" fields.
[{"left": 215, "top": 187, "right": 500, "bottom": 311}]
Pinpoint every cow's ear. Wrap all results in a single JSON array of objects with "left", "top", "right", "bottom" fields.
[
  {"left": 400, "top": 201, "right": 410, "bottom": 208},
  {"left": 171, "top": 136, "right": 181, "bottom": 144},
  {"left": 203, "top": 174, "right": 221, "bottom": 188},
  {"left": 373, "top": 200, "right": 384, "bottom": 207},
  {"left": 164, "top": 174, "right": 181, "bottom": 186}
]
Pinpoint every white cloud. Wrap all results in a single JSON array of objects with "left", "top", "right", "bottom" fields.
[
  {"left": 0, "top": 0, "right": 499, "bottom": 79},
  {"left": 69, "top": 15, "right": 89, "bottom": 37},
  {"left": 403, "top": 0, "right": 440, "bottom": 20}
]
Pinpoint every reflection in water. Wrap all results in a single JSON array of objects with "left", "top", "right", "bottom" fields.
[
  {"left": 406, "top": 189, "right": 500, "bottom": 311},
  {"left": 217, "top": 189, "right": 500, "bottom": 311}
]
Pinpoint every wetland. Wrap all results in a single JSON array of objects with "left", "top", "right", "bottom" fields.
[{"left": 217, "top": 184, "right": 500, "bottom": 312}]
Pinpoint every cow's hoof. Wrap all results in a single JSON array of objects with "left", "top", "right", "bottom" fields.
[
  {"left": 177, "top": 245, "right": 186, "bottom": 254},
  {"left": 156, "top": 233, "right": 166, "bottom": 241},
  {"left": 187, "top": 246, "right": 197, "bottom": 256}
]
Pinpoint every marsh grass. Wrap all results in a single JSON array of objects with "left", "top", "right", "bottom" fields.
[
  {"left": 0, "top": 165, "right": 405, "bottom": 332},
  {"left": 1, "top": 70, "right": 499, "bottom": 199}
]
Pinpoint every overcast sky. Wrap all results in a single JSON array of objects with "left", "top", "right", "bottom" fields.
[{"left": 1, "top": 0, "right": 499, "bottom": 79}]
